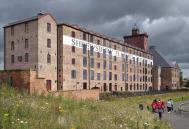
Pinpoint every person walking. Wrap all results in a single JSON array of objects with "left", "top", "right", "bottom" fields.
[
  {"left": 151, "top": 99, "right": 157, "bottom": 113},
  {"left": 166, "top": 99, "right": 172, "bottom": 113},
  {"left": 157, "top": 99, "right": 164, "bottom": 119}
]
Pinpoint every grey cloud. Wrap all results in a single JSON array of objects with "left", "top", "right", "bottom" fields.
[{"left": 0, "top": 0, "right": 189, "bottom": 76}]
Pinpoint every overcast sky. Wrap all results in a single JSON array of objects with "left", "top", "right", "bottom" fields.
[{"left": 0, "top": 0, "right": 189, "bottom": 78}]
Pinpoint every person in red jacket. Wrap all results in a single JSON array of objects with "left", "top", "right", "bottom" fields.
[
  {"left": 157, "top": 99, "right": 165, "bottom": 119},
  {"left": 151, "top": 99, "right": 157, "bottom": 113}
]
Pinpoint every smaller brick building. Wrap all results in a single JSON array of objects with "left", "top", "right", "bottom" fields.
[
  {"left": 150, "top": 46, "right": 180, "bottom": 91},
  {"left": 0, "top": 70, "right": 47, "bottom": 94}
]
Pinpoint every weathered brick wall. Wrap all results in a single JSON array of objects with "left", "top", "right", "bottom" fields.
[
  {"left": 0, "top": 70, "right": 48, "bottom": 94},
  {"left": 0, "top": 70, "right": 30, "bottom": 91},
  {"left": 54, "top": 89, "right": 100, "bottom": 100}
]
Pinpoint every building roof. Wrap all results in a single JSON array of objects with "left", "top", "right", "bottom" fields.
[
  {"left": 4, "top": 12, "right": 152, "bottom": 55},
  {"left": 59, "top": 22, "right": 152, "bottom": 54},
  {"left": 149, "top": 46, "right": 178, "bottom": 68},
  {"left": 3, "top": 13, "right": 57, "bottom": 28}
]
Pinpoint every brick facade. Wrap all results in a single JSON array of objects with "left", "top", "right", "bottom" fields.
[
  {"left": 0, "top": 70, "right": 46, "bottom": 94},
  {"left": 57, "top": 23, "right": 153, "bottom": 93}
]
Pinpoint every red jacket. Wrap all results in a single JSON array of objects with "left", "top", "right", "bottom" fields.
[
  {"left": 151, "top": 102, "right": 157, "bottom": 109},
  {"left": 157, "top": 101, "right": 164, "bottom": 109}
]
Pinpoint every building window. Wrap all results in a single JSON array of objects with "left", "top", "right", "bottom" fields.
[
  {"left": 122, "top": 73, "right": 125, "bottom": 81},
  {"left": 109, "top": 61, "right": 112, "bottom": 70},
  {"left": 46, "top": 80, "right": 51, "bottom": 91},
  {"left": 122, "top": 64, "right": 124, "bottom": 71},
  {"left": 90, "top": 35, "right": 93, "bottom": 42},
  {"left": 103, "top": 49, "right": 106, "bottom": 58},
  {"left": 72, "top": 46, "right": 75, "bottom": 52},
  {"left": 97, "top": 39, "right": 100, "bottom": 45},
  {"left": 109, "top": 72, "right": 112, "bottom": 80},
  {"left": 47, "top": 23, "right": 51, "bottom": 32},
  {"left": 114, "top": 65, "right": 117, "bottom": 70},
  {"left": 25, "top": 22, "right": 28, "bottom": 33},
  {"left": 90, "top": 46, "right": 94, "bottom": 56},
  {"left": 103, "top": 83, "right": 107, "bottom": 91},
  {"left": 115, "top": 85, "right": 117, "bottom": 91},
  {"left": 11, "top": 26, "right": 14, "bottom": 36},
  {"left": 47, "top": 39, "right": 51, "bottom": 48},
  {"left": 125, "top": 83, "right": 128, "bottom": 91},
  {"left": 83, "top": 69, "right": 87, "bottom": 80},
  {"left": 137, "top": 84, "right": 139, "bottom": 90},
  {"left": 97, "top": 73, "right": 101, "bottom": 80},
  {"left": 103, "top": 71, "right": 106, "bottom": 80},
  {"left": 114, "top": 74, "right": 117, "bottom": 81},
  {"left": 109, "top": 83, "right": 112, "bottom": 92},
  {"left": 83, "top": 56, "right": 87, "bottom": 67},
  {"left": 103, "top": 60, "right": 106, "bottom": 69},
  {"left": 126, "top": 55, "right": 128, "bottom": 62},
  {"left": 47, "top": 53, "right": 51, "bottom": 63},
  {"left": 25, "top": 53, "right": 29, "bottom": 62},
  {"left": 133, "top": 75, "right": 136, "bottom": 81},
  {"left": 109, "top": 51, "right": 112, "bottom": 59},
  {"left": 72, "top": 58, "right": 75, "bottom": 65},
  {"left": 90, "top": 70, "right": 94, "bottom": 80},
  {"left": 83, "top": 44, "right": 87, "bottom": 54},
  {"left": 71, "top": 70, "right": 76, "bottom": 79},
  {"left": 11, "top": 55, "right": 14, "bottom": 63},
  {"left": 83, "top": 32, "right": 86, "bottom": 40},
  {"left": 25, "top": 39, "right": 28, "bottom": 49},
  {"left": 130, "top": 85, "right": 132, "bottom": 91},
  {"left": 11, "top": 41, "right": 14, "bottom": 50},
  {"left": 97, "top": 62, "right": 100, "bottom": 68},
  {"left": 71, "top": 31, "right": 75, "bottom": 37},
  {"left": 90, "top": 58, "right": 94, "bottom": 68}
]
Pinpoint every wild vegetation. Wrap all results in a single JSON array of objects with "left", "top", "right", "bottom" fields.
[{"left": 1, "top": 84, "right": 189, "bottom": 129}]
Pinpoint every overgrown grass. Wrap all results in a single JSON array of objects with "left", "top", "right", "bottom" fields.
[{"left": 1, "top": 84, "right": 189, "bottom": 129}]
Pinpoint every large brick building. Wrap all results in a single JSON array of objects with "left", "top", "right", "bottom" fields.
[{"left": 2, "top": 13, "right": 161, "bottom": 93}]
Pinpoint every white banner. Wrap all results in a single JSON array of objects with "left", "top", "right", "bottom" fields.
[{"left": 63, "top": 35, "right": 153, "bottom": 65}]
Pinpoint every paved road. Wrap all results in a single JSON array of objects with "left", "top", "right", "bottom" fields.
[{"left": 163, "top": 100, "right": 189, "bottom": 129}]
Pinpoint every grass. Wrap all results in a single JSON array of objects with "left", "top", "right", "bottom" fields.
[{"left": 0, "top": 84, "right": 189, "bottom": 129}]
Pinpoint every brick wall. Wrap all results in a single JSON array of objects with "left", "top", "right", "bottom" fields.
[
  {"left": 29, "top": 70, "right": 47, "bottom": 94},
  {"left": 0, "top": 70, "right": 30, "bottom": 91},
  {"left": 0, "top": 70, "right": 47, "bottom": 94},
  {"left": 53, "top": 89, "right": 100, "bottom": 100}
]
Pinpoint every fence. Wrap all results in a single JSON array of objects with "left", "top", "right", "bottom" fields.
[{"left": 100, "top": 89, "right": 189, "bottom": 100}]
